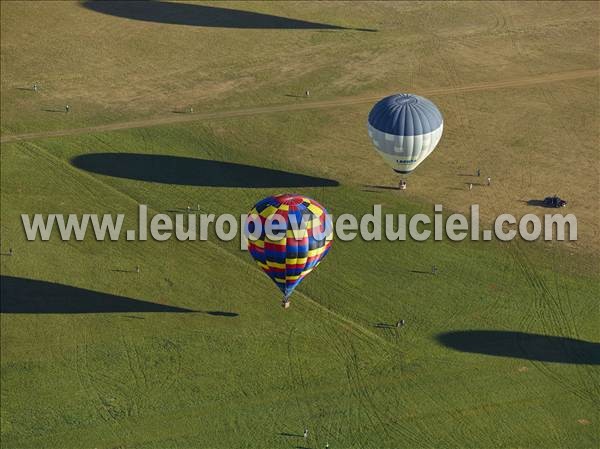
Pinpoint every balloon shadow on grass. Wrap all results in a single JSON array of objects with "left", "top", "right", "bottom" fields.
[
  {"left": 0, "top": 275, "right": 194, "bottom": 314},
  {"left": 436, "top": 330, "right": 600, "bottom": 365},
  {"left": 71, "top": 153, "right": 339, "bottom": 188},
  {"left": 82, "top": 1, "right": 376, "bottom": 31}
]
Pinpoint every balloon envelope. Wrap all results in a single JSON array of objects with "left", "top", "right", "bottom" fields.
[
  {"left": 367, "top": 93, "right": 443, "bottom": 174},
  {"left": 245, "top": 194, "right": 332, "bottom": 302}
]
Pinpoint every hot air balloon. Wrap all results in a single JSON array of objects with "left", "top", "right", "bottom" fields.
[
  {"left": 245, "top": 194, "right": 333, "bottom": 308},
  {"left": 367, "top": 93, "right": 443, "bottom": 189}
]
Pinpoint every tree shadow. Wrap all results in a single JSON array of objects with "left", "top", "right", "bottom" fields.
[
  {"left": 0, "top": 275, "right": 194, "bottom": 314},
  {"left": 82, "top": 1, "right": 376, "bottom": 31},
  {"left": 436, "top": 330, "right": 600, "bottom": 365},
  {"left": 71, "top": 153, "right": 339, "bottom": 188}
]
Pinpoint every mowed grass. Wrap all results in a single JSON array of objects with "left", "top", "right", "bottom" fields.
[
  {"left": 1, "top": 2, "right": 600, "bottom": 449},
  {"left": 1, "top": 115, "right": 598, "bottom": 449},
  {"left": 1, "top": 1, "right": 598, "bottom": 134}
]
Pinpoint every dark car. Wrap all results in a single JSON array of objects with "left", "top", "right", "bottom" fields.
[{"left": 543, "top": 196, "right": 567, "bottom": 208}]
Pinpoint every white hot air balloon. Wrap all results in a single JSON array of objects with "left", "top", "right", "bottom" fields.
[{"left": 367, "top": 94, "right": 443, "bottom": 189}]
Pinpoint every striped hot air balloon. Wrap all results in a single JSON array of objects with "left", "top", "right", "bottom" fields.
[
  {"left": 245, "top": 194, "right": 333, "bottom": 308},
  {"left": 367, "top": 94, "right": 443, "bottom": 184}
]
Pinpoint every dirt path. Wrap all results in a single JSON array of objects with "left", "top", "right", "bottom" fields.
[{"left": 1, "top": 68, "right": 597, "bottom": 144}]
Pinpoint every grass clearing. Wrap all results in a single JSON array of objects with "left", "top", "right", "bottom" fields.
[{"left": 1, "top": 2, "right": 599, "bottom": 448}]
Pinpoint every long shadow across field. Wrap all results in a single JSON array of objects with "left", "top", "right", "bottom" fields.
[
  {"left": 71, "top": 153, "right": 339, "bottom": 188},
  {"left": 0, "top": 275, "right": 194, "bottom": 314},
  {"left": 437, "top": 330, "right": 600, "bottom": 365},
  {"left": 83, "top": 1, "right": 375, "bottom": 31}
]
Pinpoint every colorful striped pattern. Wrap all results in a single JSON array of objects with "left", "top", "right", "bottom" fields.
[{"left": 246, "top": 194, "right": 333, "bottom": 301}]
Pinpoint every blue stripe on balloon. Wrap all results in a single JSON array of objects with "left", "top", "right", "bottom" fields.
[{"left": 368, "top": 94, "right": 442, "bottom": 136}]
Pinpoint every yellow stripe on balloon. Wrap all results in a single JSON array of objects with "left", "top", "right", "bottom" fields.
[
  {"left": 286, "top": 268, "right": 313, "bottom": 281},
  {"left": 286, "top": 257, "right": 307, "bottom": 265},
  {"left": 267, "top": 261, "right": 286, "bottom": 269},
  {"left": 286, "top": 229, "right": 307, "bottom": 239},
  {"left": 259, "top": 205, "right": 278, "bottom": 218},
  {"left": 307, "top": 204, "right": 323, "bottom": 216}
]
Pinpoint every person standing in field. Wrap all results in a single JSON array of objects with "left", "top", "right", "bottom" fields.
[
  {"left": 476, "top": 168, "right": 481, "bottom": 177},
  {"left": 32, "top": 83, "right": 38, "bottom": 92},
  {"left": 487, "top": 177, "right": 491, "bottom": 186},
  {"left": 469, "top": 183, "right": 473, "bottom": 191},
  {"left": 303, "top": 428, "right": 308, "bottom": 439},
  {"left": 65, "top": 104, "right": 70, "bottom": 113},
  {"left": 305, "top": 90, "right": 310, "bottom": 97}
]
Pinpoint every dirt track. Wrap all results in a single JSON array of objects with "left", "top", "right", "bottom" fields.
[{"left": 1, "top": 68, "right": 597, "bottom": 144}]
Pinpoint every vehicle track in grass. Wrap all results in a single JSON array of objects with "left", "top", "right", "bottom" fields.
[
  {"left": 1, "top": 68, "right": 597, "bottom": 144},
  {"left": 511, "top": 243, "right": 599, "bottom": 405}
]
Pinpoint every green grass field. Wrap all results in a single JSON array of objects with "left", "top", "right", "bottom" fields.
[{"left": 1, "top": 2, "right": 599, "bottom": 449}]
